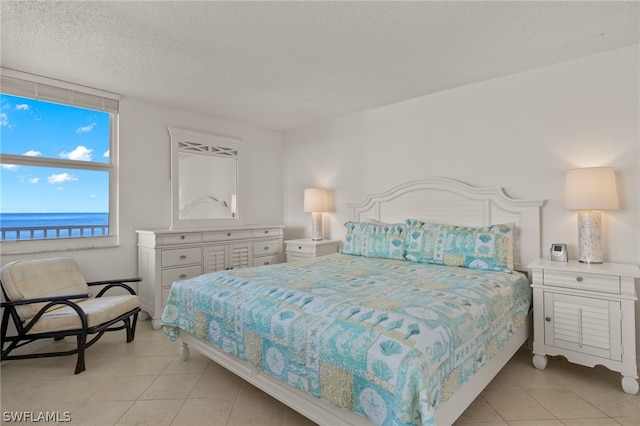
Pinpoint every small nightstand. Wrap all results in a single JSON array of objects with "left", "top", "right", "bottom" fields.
[
  {"left": 529, "top": 259, "right": 639, "bottom": 394},
  {"left": 284, "top": 239, "right": 339, "bottom": 262}
]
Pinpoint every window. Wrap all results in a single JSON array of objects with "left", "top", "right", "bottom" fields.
[{"left": 0, "top": 70, "right": 120, "bottom": 254}]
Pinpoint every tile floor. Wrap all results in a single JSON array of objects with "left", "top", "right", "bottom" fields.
[{"left": 1, "top": 320, "right": 639, "bottom": 426}]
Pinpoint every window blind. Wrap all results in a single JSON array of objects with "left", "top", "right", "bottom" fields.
[{"left": 1, "top": 73, "right": 119, "bottom": 113}]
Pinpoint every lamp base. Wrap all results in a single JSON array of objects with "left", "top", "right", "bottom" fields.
[
  {"left": 577, "top": 210, "right": 603, "bottom": 264},
  {"left": 310, "top": 212, "right": 324, "bottom": 241}
]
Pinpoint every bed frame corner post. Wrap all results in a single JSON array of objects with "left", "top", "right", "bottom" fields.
[{"left": 178, "top": 339, "right": 190, "bottom": 361}]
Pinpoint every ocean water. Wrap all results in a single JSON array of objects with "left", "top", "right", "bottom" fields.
[{"left": 0, "top": 213, "right": 109, "bottom": 240}]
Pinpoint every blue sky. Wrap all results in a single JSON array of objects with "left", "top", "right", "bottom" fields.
[{"left": 0, "top": 94, "right": 110, "bottom": 213}]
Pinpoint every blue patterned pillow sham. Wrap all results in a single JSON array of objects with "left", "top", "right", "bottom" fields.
[
  {"left": 363, "top": 223, "right": 406, "bottom": 260},
  {"left": 341, "top": 221, "right": 407, "bottom": 260},
  {"left": 341, "top": 221, "right": 370, "bottom": 256},
  {"left": 404, "top": 219, "right": 514, "bottom": 272}
]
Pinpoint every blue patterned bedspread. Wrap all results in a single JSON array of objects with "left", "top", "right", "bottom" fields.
[{"left": 161, "top": 253, "right": 531, "bottom": 425}]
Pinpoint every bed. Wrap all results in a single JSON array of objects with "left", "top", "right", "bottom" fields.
[{"left": 160, "top": 178, "right": 544, "bottom": 425}]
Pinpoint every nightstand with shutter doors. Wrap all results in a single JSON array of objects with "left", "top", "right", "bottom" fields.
[
  {"left": 529, "top": 259, "right": 639, "bottom": 394},
  {"left": 285, "top": 239, "right": 339, "bottom": 262},
  {"left": 137, "top": 225, "right": 283, "bottom": 329}
]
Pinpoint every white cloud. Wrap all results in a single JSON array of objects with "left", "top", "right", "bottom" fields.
[
  {"left": 103, "top": 149, "right": 109, "bottom": 158},
  {"left": 77, "top": 123, "right": 96, "bottom": 133},
  {"left": 57, "top": 187, "right": 64, "bottom": 191},
  {"left": 1, "top": 164, "right": 18, "bottom": 171},
  {"left": 16, "top": 104, "right": 29, "bottom": 111},
  {"left": 24, "top": 150, "right": 42, "bottom": 157},
  {"left": 47, "top": 173, "right": 78, "bottom": 184},
  {"left": 0, "top": 113, "right": 7, "bottom": 126},
  {"left": 28, "top": 177, "right": 39, "bottom": 184},
  {"left": 60, "top": 146, "right": 92, "bottom": 161}
]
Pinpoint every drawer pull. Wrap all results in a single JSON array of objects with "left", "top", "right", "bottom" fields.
[
  {"left": 576, "top": 276, "right": 583, "bottom": 282},
  {"left": 545, "top": 317, "right": 551, "bottom": 322},
  {"left": 227, "top": 232, "right": 231, "bottom": 237},
  {"left": 298, "top": 246, "right": 302, "bottom": 250},
  {"left": 179, "top": 274, "right": 187, "bottom": 279},
  {"left": 180, "top": 235, "right": 185, "bottom": 240},
  {"left": 179, "top": 255, "right": 187, "bottom": 260},
  {"left": 264, "top": 261, "right": 270, "bottom": 265},
  {"left": 264, "top": 246, "right": 269, "bottom": 250},
  {"left": 264, "top": 230, "right": 269, "bottom": 234}
]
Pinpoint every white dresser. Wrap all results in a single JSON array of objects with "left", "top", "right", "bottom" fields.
[
  {"left": 529, "top": 259, "right": 639, "bottom": 394},
  {"left": 137, "top": 225, "right": 284, "bottom": 329}
]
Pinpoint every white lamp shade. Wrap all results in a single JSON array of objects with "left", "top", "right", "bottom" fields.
[
  {"left": 564, "top": 167, "right": 619, "bottom": 210},
  {"left": 303, "top": 188, "right": 328, "bottom": 212},
  {"left": 230, "top": 194, "right": 237, "bottom": 214}
]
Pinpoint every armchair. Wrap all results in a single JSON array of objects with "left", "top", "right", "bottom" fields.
[{"left": 1, "top": 257, "right": 141, "bottom": 374}]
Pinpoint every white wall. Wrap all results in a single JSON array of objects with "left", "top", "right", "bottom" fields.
[
  {"left": 283, "top": 46, "right": 639, "bottom": 264},
  {"left": 283, "top": 45, "right": 639, "bottom": 358},
  {"left": 1, "top": 97, "right": 284, "bottom": 281}
]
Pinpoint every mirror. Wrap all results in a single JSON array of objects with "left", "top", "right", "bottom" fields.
[{"left": 169, "top": 127, "right": 242, "bottom": 228}]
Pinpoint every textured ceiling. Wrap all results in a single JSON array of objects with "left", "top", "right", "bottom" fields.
[{"left": 1, "top": 1, "right": 638, "bottom": 131}]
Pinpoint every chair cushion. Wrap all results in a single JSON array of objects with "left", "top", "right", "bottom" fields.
[
  {"left": 0, "top": 257, "right": 90, "bottom": 319},
  {"left": 27, "top": 295, "right": 140, "bottom": 334}
]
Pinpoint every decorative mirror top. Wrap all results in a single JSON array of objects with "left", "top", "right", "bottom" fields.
[{"left": 178, "top": 140, "right": 238, "bottom": 157}]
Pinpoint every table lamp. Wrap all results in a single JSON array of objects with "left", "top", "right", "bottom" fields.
[
  {"left": 564, "top": 167, "right": 619, "bottom": 263},
  {"left": 304, "top": 188, "right": 327, "bottom": 241}
]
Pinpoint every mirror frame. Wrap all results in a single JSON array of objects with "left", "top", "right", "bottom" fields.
[{"left": 169, "top": 127, "right": 243, "bottom": 229}]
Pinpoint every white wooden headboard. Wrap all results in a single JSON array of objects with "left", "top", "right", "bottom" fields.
[{"left": 347, "top": 178, "right": 545, "bottom": 272}]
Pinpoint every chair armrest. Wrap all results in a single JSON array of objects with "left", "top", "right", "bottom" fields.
[
  {"left": 1, "top": 293, "right": 90, "bottom": 307},
  {"left": 88, "top": 278, "right": 141, "bottom": 298},
  {"left": 87, "top": 277, "right": 141, "bottom": 286}
]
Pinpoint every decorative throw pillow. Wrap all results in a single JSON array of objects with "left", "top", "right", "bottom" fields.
[
  {"left": 363, "top": 223, "right": 407, "bottom": 260},
  {"left": 340, "top": 221, "right": 370, "bottom": 256},
  {"left": 404, "top": 219, "right": 514, "bottom": 272}
]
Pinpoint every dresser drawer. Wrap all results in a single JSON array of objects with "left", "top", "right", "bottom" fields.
[
  {"left": 252, "top": 228, "right": 283, "bottom": 238},
  {"left": 253, "top": 240, "right": 280, "bottom": 256},
  {"left": 287, "top": 253, "right": 310, "bottom": 263},
  {"left": 160, "top": 233, "right": 201, "bottom": 245},
  {"left": 203, "top": 229, "right": 253, "bottom": 242},
  {"left": 252, "top": 254, "right": 280, "bottom": 267},
  {"left": 286, "top": 242, "right": 315, "bottom": 255},
  {"left": 161, "top": 247, "right": 202, "bottom": 267},
  {"left": 543, "top": 270, "right": 620, "bottom": 294},
  {"left": 161, "top": 265, "right": 202, "bottom": 288}
]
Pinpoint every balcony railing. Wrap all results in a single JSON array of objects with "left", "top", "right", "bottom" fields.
[{"left": 1, "top": 225, "right": 110, "bottom": 241}]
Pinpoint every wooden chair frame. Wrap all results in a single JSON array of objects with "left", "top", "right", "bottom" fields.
[{"left": 1, "top": 278, "right": 142, "bottom": 374}]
